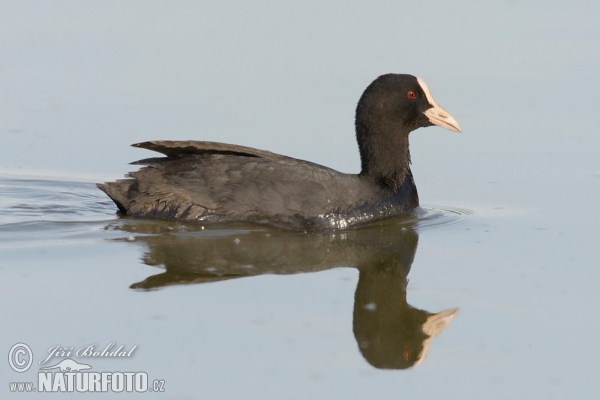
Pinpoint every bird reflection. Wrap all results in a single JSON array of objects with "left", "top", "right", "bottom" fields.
[{"left": 109, "top": 216, "right": 458, "bottom": 369}]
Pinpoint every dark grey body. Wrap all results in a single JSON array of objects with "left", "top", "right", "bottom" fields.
[
  {"left": 98, "top": 74, "right": 461, "bottom": 231},
  {"left": 98, "top": 140, "right": 419, "bottom": 231}
]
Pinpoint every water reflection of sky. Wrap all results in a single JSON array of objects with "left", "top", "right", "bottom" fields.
[{"left": 1, "top": 1, "right": 599, "bottom": 399}]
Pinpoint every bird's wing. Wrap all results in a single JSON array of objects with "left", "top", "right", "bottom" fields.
[{"left": 131, "top": 140, "right": 288, "bottom": 160}]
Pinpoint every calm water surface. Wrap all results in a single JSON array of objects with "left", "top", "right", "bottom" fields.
[{"left": 1, "top": 1, "right": 600, "bottom": 399}]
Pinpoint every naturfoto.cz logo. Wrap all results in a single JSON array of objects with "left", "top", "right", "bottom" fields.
[{"left": 7, "top": 342, "right": 166, "bottom": 394}]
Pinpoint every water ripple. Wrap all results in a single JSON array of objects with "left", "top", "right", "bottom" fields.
[
  {"left": 415, "top": 205, "right": 474, "bottom": 230},
  {"left": 0, "top": 177, "right": 113, "bottom": 225}
]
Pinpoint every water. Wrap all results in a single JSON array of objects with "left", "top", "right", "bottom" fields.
[{"left": 2, "top": 1, "right": 600, "bottom": 399}]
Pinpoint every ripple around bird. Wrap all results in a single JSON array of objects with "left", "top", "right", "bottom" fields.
[{"left": 0, "top": 176, "right": 474, "bottom": 244}]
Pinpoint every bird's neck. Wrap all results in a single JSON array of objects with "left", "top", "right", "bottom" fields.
[{"left": 356, "top": 124, "right": 412, "bottom": 190}]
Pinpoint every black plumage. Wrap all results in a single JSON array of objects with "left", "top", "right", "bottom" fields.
[{"left": 98, "top": 74, "right": 460, "bottom": 231}]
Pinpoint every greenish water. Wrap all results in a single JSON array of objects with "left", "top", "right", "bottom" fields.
[{"left": 2, "top": 1, "right": 600, "bottom": 399}]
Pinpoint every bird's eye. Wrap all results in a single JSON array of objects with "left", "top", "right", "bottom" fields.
[{"left": 407, "top": 91, "right": 416, "bottom": 99}]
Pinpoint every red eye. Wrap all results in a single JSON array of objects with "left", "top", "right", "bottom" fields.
[{"left": 407, "top": 91, "right": 416, "bottom": 99}]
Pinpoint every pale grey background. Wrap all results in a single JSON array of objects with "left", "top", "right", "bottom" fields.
[{"left": 1, "top": 1, "right": 599, "bottom": 399}]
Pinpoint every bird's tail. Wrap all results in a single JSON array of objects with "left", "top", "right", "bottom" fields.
[{"left": 97, "top": 181, "right": 133, "bottom": 214}]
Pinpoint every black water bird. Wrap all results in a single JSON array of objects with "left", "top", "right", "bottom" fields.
[{"left": 98, "top": 74, "right": 461, "bottom": 231}]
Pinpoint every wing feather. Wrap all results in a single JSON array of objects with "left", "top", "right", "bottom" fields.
[{"left": 132, "top": 140, "right": 287, "bottom": 160}]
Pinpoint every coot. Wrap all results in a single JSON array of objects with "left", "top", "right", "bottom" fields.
[{"left": 98, "top": 74, "right": 461, "bottom": 231}]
